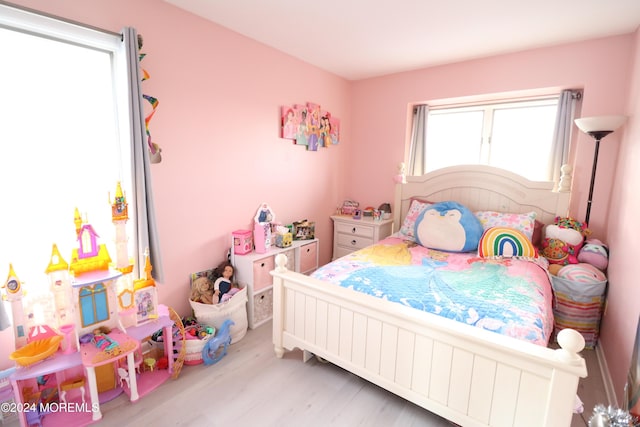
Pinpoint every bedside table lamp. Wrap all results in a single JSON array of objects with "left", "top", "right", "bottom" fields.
[{"left": 574, "top": 115, "right": 627, "bottom": 225}]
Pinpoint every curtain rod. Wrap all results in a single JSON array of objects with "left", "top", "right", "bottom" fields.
[
  {"left": 419, "top": 89, "right": 583, "bottom": 111},
  {"left": 0, "top": 0, "right": 122, "bottom": 39}
]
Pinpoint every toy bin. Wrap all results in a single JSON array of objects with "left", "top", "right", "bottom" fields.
[
  {"left": 551, "top": 275, "right": 607, "bottom": 349},
  {"left": 189, "top": 285, "right": 248, "bottom": 344},
  {"left": 181, "top": 334, "right": 212, "bottom": 365},
  {"left": 232, "top": 229, "right": 253, "bottom": 255}
]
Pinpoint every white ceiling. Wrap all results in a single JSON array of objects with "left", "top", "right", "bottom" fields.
[{"left": 165, "top": 0, "right": 640, "bottom": 81}]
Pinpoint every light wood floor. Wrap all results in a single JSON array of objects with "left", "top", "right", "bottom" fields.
[{"left": 5, "top": 321, "right": 608, "bottom": 426}]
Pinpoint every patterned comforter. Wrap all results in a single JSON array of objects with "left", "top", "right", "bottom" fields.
[{"left": 312, "top": 236, "right": 554, "bottom": 346}]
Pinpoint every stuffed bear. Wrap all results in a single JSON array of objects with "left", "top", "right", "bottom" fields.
[
  {"left": 190, "top": 276, "right": 217, "bottom": 304},
  {"left": 541, "top": 217, "right": 590, "bottom": 265}
]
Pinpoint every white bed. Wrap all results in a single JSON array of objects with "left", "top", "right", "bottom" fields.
[{"left": 270, "top": 165, "right": 587, "bottom": 427}]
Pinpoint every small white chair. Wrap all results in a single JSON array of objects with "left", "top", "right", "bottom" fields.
[{"left": 117, "top": 367, "right": 130, "bottom": 389}]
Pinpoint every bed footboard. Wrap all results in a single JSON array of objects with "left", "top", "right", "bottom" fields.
[{"left": 271, "top": 255, "right": 587, "bottom": 427}]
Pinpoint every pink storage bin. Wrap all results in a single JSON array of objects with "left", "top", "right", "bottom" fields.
[{"left": 232, "top": 229, "right": 253, "bottom": 255}]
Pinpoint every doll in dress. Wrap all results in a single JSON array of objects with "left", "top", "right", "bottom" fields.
[{"left": 213, "top": 261, "right": 238, "bottom": 303}]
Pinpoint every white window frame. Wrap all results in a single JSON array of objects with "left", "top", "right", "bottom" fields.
[
  {"left": 423, "top": 96, "right": 559, "bottom": 180},
  {"left": 0, "top": 5, "right": 133, "bottom": 291}
]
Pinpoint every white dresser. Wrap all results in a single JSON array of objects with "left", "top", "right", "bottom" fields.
[{"left": 331, "top": 215, "right": 393, "bottom": 260}]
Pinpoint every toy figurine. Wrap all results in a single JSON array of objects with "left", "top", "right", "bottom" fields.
[{"left": 92, "top": 326, "right": 120, "bottom": 354}]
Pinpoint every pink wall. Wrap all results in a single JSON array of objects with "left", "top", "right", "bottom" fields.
[
  {"left": 0, "top": 0, "right": 351, "bottom": 369},
  {"left": 603, "top": 28, "right": 640, "bottom": 404},
  {"left": 2, "top": 0, "right": 639, "bottom": 406},
  {"left": 350, "top": 35, "right": 633, "bottom": 240},
  {"left": 349, "top": 34, "right": 638, "bottom": 404}
]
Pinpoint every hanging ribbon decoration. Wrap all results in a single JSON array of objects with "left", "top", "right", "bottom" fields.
[{"left": 138, "top": 37, "right": 162, "bottom": 163}]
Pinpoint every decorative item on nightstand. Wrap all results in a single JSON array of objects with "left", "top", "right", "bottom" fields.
[
  {"left": 378, "top": 202, "right": 392, "bottom": 220},
  {"left": 340, "top": 200, "right": 359, "bottom": 216}
]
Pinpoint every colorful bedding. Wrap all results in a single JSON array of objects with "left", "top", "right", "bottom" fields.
[{"left": 312, "top": 236, "right": 554, "bottom": 346}]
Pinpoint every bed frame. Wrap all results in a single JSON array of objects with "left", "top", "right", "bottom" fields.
[{"left": 271, "top": 165, "right": 587, "bottom": 427}]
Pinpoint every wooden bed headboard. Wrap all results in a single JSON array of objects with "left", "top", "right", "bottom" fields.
[{"left": 393, "top": 164, "right": 571, "bottom": 232}]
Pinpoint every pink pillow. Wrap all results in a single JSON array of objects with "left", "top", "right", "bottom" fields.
[
  {"left": 398, "top": 199, "right": 432, "bottom": 240},
  {"left": 475, "top": 210, "right": 537, "bottom": 241}
]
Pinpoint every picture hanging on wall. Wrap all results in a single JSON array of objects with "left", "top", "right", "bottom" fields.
[{"left": 281, "top": 102, "right": 340, "bottom": 150}]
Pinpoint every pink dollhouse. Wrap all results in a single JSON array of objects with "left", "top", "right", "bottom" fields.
[{"left": 3, "top": 183, "right": 178, "bottom": 427}]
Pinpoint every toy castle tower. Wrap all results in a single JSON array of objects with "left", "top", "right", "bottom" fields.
[
  {"left": 69, "top": 208, "right": 112, "bottom": 275},
  {"left": 45, "top": 244, "right": 73, "bottom": 327},
  {"left": 3, "top": 264, "right": 27, "bottom": 349},
  {"left": 110, "top": 182, "right": 133, "bottom": 274}
]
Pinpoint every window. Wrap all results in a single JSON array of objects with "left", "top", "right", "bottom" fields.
[
  {"left": 79, "top": 284, "right": 109, "bottom": 327},
  {"left": 0, "top": 7, "right": 132, "bottom": 295},
  {"left": 421, "top": 97, "right": 559, "bottom": 181}
]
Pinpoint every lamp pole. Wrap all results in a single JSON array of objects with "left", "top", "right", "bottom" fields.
[{"left": 584, "top": 130, "right": 612, "bottom": 226}]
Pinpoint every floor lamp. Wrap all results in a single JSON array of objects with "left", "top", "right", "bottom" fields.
[{"left": 574, "top": 115, "right": 627, "bottom": 225}]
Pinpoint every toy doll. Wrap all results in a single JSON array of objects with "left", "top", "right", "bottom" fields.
[
  {"left": 213, "top": 261, "right": 236, "bottom": 303},
  {"left": 92, "top": 326, "right": 119, "bottom": 353}
]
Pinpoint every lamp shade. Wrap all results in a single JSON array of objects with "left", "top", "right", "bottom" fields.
[{"left": 575, "top": 115, "right": 627, "bottom": 134}]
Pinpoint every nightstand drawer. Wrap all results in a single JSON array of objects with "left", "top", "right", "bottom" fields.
[
  {"left": 252, "top": 256, "right": 275, "bottom": 291},
  {"left": 336, "top": 233, "right": 373, "bottom": 249},
  {"left": 335, "top": 222, "right": 374, "bottom": 238}
]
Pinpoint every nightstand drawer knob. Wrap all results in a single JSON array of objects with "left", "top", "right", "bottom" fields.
[
  {"left": 351, "top": 239, "right": 357, "bottom": 246},
  {"left": 352, "top": 227, "right": 356, "bottom": 233}
]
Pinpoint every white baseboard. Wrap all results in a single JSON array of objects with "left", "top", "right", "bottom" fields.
[{"left": 596, "top": 343, "right": 618, "bottom": 407}]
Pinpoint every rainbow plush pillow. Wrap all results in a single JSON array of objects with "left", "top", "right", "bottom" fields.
[{"left": 478, "top": 227, "right": 537, "bottom": 258}]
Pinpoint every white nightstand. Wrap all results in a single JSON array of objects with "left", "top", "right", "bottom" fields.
[
  {"left": 231, "top": 239, "right": 319, "bottom": 329},
  {"left": 331, "top": 215, "right": 393, "bottom": 260}
]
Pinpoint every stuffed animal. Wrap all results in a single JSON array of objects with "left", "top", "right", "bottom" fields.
[
  {"left": 541, "top": 217, "right": 590, "bottom": 265},
  {"left": 190, "top": 277, "right": 217, "bottom": 304},
  {"left": 578, "top": 238, "right": 609, "bottom": 271}
]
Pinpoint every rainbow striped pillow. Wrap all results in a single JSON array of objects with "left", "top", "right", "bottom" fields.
[{"left": 478, "top": 227, "right": 537, "bottom": 258}]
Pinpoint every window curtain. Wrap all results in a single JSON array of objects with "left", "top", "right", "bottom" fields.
[
  {"left": 123, "top": 27, "right": 164, "bottom": 282},
  {"left": 548, "top": 89, "right": 581, "bottom": 185},
  {"left": 408, "top": 104, "right": 429, "bottom": 176}
]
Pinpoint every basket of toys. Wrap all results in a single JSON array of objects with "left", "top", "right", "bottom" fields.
[
  {"left": 181, "top": 325, "right": 215, "bottom": 365},
  {"left": 189, "top": 286, "right": 248, "bottom": 344}
]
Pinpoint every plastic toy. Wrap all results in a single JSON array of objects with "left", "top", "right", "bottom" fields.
[
  {"left": 69, "top": 208, "right": 112, "bottom": 274},
  {"left": 2, "top": 182, "right": 177, "bottom": 427},
  {"left": 3, "top": 264, "right": 27, "bottom": 349},
  {"left": 202, "top": 319, "right": 234, "bottom": 365},
  {"left": 9, "top": 335, "right": 63, "bottom": 367}
]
